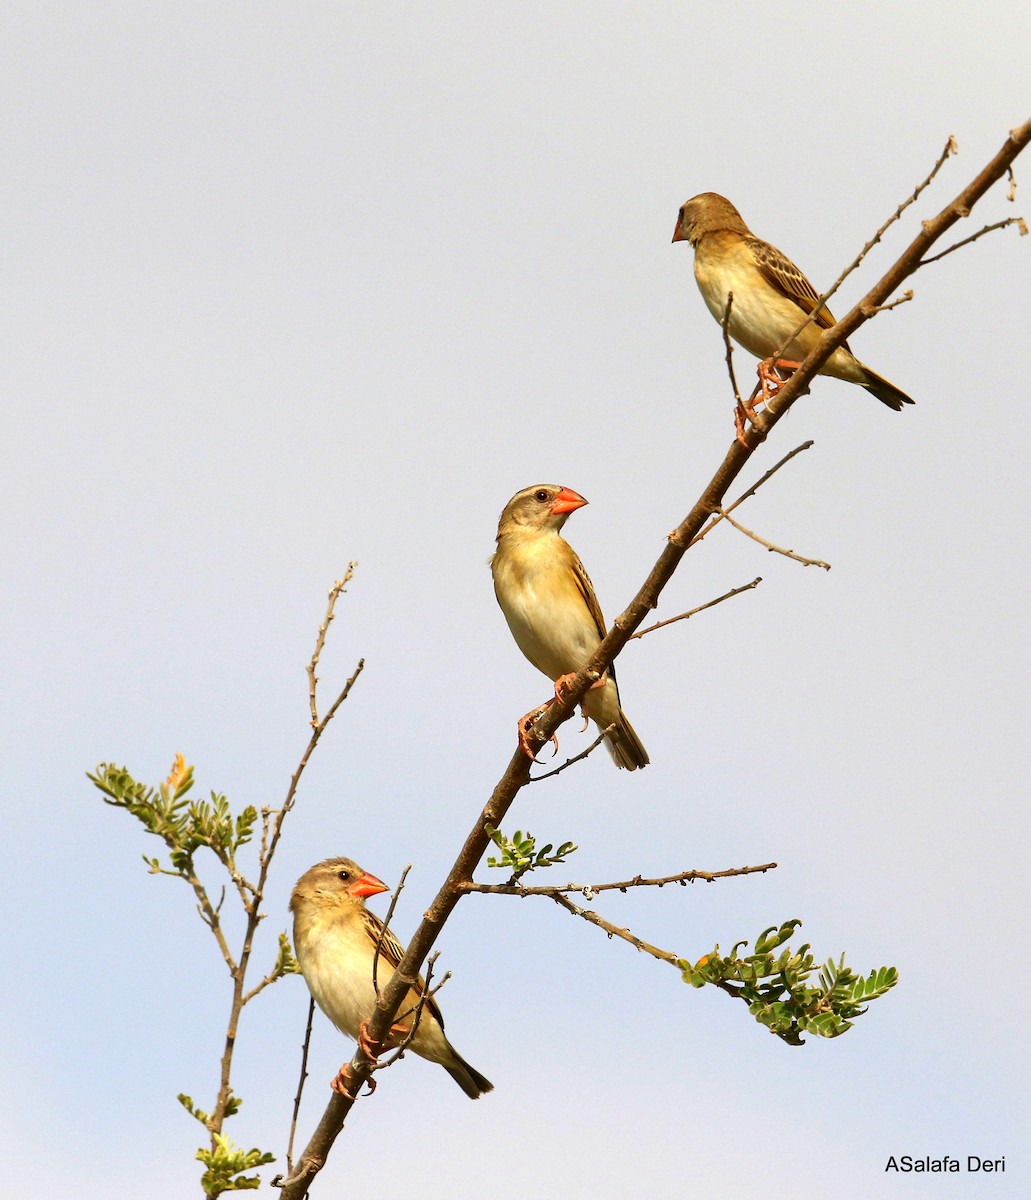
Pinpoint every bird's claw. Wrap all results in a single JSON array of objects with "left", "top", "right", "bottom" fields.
[
  {"left": 330, "top": 1065, "right": 376, "bottom": 1098},
  {"left": 517, "top": 701, "right": 559, "bottom": 762}
]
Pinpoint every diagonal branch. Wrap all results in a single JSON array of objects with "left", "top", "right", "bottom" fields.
[{"left": 277, "top": 118, "right": 1031, "bottom": 1198}]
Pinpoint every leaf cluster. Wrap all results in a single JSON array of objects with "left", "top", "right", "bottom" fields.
[
  {"left": 88, "top": 756, "right": 259, "bottom": 880},
  {"left": 680, "top": 919, "right": 898, "bottom": 1044},
  {"left": 485, "top": 824, "right": 577, "bottom": 883},
  {"left": 180, "top": 1095, "right": 274, "bottom": 1197}
]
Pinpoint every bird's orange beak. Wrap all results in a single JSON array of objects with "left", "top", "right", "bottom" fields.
[
  {"left": 551, "top": 486, "right": 588, "bottom": 515},
  {"left": 672, "top": 220, "right": 686, "bottom": 243},
  {"left": 351, "top": 871, "right": 389, "bottom": 899}
]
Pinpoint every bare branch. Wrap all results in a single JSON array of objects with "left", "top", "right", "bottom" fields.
[
  {"left": 631, "top": 577, "right": 762, "bottom": 640},
  {"left": 308, "top": 564, "right": 357, "bottom": 727},
  {"left": 463, "top": 861, "right": 778, "bottom": 897},
  {"left": 716, "top": 508, "right": 831, "bottom": 570},
  {"left": 919, "top": 217, "right": 1026, "bottom": 265}
]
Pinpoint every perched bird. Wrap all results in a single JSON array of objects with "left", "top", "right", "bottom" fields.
[
  {"left": 672, "top": 192, "right": 913, "bottom": 411},
  {"left": 290, "top": 856, "right": 493, "bottom": 1099},
  {"left": 491, "top": 484, "right": 649, "bottom": 771}
]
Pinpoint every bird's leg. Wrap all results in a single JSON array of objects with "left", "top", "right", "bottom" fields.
[{"left": 517, "top": 699, "right": 559, "bottom": 762}]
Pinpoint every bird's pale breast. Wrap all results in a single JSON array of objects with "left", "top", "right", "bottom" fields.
[
  {"left": 693, "top": 235, "right": 865, "bottom": 383},
  {"left": 493, "top": 534, "right": 600, "bottom": 682}
]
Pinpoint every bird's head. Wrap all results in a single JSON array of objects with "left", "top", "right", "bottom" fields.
[
  {"left": 496, "top": 484, "right": 588, "bottom": 539},
  {"left": 290, "top": 856, "right": 389, "bottom": 914},
  {"left": 672, "top": 192, "right": 748, "bottom": 246}
]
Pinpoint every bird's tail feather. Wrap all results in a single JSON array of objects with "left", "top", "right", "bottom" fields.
[
  {"left": 446, "top": 1052, "right": 494, "bottom": 1099},
  {"left": 861, "top": 366, "right": 914, "bottom": 411},
  {"left": 605, "top": 712, "right": 650, "bottom": 771}
]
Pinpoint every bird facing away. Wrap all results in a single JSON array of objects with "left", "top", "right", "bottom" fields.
[
  {"left": 290, "top": 856, "right": 493, "bottom": 1099},
  {"left": 672, "top": 192, "right": 913, "bottom": 411},
  {"left": 491, "top": 484, "right": 649, "bottom": 771}
]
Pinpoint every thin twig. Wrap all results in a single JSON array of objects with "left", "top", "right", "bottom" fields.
[
  {"left": 549, "top": 892, "right": 679, "bottom": 963},
  {"left": 463, "top": 861, "right": 778, "bottom": 897},
  {"left": 285, "top": 997, "right": 315, "bottom": 1175},
  {"left": 308, "top": 564, "right": 357, "bottom": 727},
  {"left": 861, "top": 289, "right": 914, "bottom": 316},
  {"left": 527, "top": 725, "right": 614, "bottom": 782},
  {"left": 631, "top": 577, "right": 761, "bottom": 639},
  {"left": 1007, "top": 165, "right": 1017, "bottom": 202},
  {"left": 372, "top": 866, "right": 412, "bottom": 998},
  {"left": 716, "top": 509, "right": 831, "bottom": 570},
  {"left": 721, "top": 291, "right": 742, "bottom": 405},
  {"left": 689, "top": 441, "right": 815, "bottom": 546},
  {"left": 919, "top": 217, "right": 1026, "bottom": 265}
]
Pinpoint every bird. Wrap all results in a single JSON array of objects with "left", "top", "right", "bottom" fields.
[
  {"left": 672, "top": 192, "right": 913, "bottom": 416},
  {"left": 290, "top": 856, "right": 493, "bottom": 1099},
  {"left": 491, "top": 484, "right": 649, "bottom": 771}
]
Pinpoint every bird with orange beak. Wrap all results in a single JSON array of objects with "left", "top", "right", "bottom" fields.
[
  {"left": 491, "top": 484, "right": 649, "bottom": 770},
  {"left": 290, "top": 856, "right": 493, "bottom": 1098},
  {"left": 672, "top": 191, "right": 913, "bottom": 424}
]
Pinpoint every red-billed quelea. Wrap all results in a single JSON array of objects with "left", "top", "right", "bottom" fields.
[
  {"left": 491, "top": 484, "right": 649, "bottom": 771},
  {"left": 672, "top": 192, "right": 913, "bottom": 412},
  {"left": 290, "top": 857, "right": 493, "bottom": 1098}
]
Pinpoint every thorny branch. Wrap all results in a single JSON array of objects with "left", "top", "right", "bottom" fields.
[{"left": 278, "top": 118, "right": 1031, "bottom": 1199}]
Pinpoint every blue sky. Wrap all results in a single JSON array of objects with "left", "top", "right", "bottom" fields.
[{"left": 3, "top": 5, "right": 1029, "bottom": 1197}]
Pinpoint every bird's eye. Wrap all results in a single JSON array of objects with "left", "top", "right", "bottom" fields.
[
  {"left": 338, "top": 869, "right": 350, "bottom": 882},
  {"left": 534, "top": 489, "right": 549, "bottom": 503}
]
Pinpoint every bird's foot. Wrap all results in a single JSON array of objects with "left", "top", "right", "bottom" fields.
[
  {"left": 518, "top": 700, "right": 559, "bottom": 762},
  {"left": 756, "top": 357, "right": 801, "bottom": 401},
  {"left": 554, "top": 672, "right": 606, "bottom": 700},
  {"left": 330, "top": 1064, "right": 376, "bottom": 1098},
  {"left": 357, "top": 1017, "right": 381, "bottom": 1061}
]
